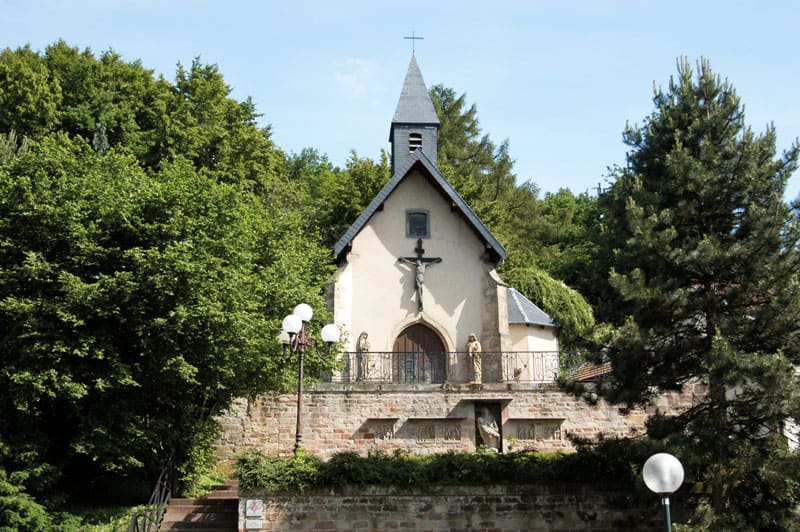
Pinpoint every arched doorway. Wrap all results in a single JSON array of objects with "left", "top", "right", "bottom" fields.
[{"left": 392, "top": 323, "right": 446, "bottom": 383}]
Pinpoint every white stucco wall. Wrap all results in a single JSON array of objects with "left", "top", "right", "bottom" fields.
[
  {"left": 507, "top": 324, "right": 559, "bottom": 382},
  {"left": 334, "top": 169, "right": 488, "bottom": 352},
  {"left": 509, "top": 324, "right": 558, "bottom": 352}
]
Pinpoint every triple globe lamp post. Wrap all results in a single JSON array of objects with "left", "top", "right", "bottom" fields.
[{"left": 279, "top": 303, "right": 340, "bottom": 454}]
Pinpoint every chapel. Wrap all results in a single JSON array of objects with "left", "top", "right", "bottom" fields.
[
  {"left": 213, "top": 56, "right": 688, "bottom": 460},
  {"left": 327, "top": 53, "right": 560, "bottom": 387}
]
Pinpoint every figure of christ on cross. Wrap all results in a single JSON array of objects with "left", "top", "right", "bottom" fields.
[{"left": 399, "top": 238, "right": 442, "bottom": 311}]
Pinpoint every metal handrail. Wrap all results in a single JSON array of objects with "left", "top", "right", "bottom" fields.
[
  {"left": 127, "top": 454, "right": 173, "bottom": 532},
  {"left": 326, "top": 351, "right": 560, "bottom": 384}
]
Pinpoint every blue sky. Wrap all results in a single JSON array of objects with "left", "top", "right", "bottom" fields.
[{"left": 4, "top": 1, "right": 799, "bottom": 200}]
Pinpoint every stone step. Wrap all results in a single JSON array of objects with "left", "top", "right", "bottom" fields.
[
  {"left": 169, "top": 497, "right": 237, "bottom": 507},
  {"left": 160, "top": 483, "right": 238, "bottom": 532},
  {"left": 211, "top": 481, "right": 239, "bottom": 489},
  {"left": 159, "top": 514, "right": 239, "bottom": 531},
  {"left": 202, "top": 490, "right": 238, "bottom": 499},
  {"left": 159, "top": 520, "right": 239, "bottom": 532},
  {"left": 163, "top": 508, "right": 237, "bottom": 520},
  {"left": 162, "top": 518, "right": 237, "bottom": 526},
  {"left": 162, "top": 530, "right": 234, "bottom": 532}
]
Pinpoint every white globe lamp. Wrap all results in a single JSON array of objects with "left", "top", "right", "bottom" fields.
[
  {"left": 643, "top": 453, "right": 684, "bottom": 532},
  {"left": 293, "top": 303, "right": 313, "bottom": 322},
  {"left": 281, "top": 314, "right": 302, "bottom": 335},
  {"left": 320, "top": 323, "right": 341, "bottom": 344}
]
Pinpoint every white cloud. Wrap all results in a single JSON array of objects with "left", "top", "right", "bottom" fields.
[{"left": 335, "top": 57, "right": 373, "bottom": 98}]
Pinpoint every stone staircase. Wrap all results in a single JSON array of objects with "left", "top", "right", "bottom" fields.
[{"left": 160, "top": 480, "right": 238, "bottom": 531}]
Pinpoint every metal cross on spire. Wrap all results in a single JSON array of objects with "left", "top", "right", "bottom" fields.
[{"left": 404, "top": 32, "right": 424, "bottom": 54}]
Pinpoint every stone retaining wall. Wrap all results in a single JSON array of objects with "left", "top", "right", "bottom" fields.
[
  {"left": 215, "top": 383, "right": 704, "bottom": 461},
  {"left": 237, "top": 485, "right": 663, "bottom": 531}
]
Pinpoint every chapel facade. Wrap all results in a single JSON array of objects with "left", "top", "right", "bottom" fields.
[{"left": 327, "top": 54, "right": 559, "bottom": 387}]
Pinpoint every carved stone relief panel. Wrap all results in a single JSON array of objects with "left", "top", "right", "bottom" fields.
[
  {"left": 516, "top": 420, "right": 562, "bottom": 441},
  {"left": 443, "top": 422, "right": 461, "bottom": 441},
  {"left": 371, "top": 422, "right": 395, "bottom": 441},
  {"left": 516, "top": 424, "right": 537, "bottom": 441},
  {"left": 416, "top": 423, "right": 436, "bottom": 442},
  {"left": 535, "top": 422, "right": 562, "bottom": 441}
]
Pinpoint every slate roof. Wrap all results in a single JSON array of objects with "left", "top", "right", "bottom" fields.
[
  {"left": 332, "top": 149, "right": 507, "bottom": 264},
  {"left": 506, "top": 287, "right": 556, "bottom": 327},
  {"left": 390, "top": 54, "right": 440, "bottom": 136}
]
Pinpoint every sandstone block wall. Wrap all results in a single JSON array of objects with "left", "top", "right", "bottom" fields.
[
  {"left": 237, "top": 485, "right": 663, "bottom": 531},
  {"left": 214, "top": 383, "right": 704, "bottom": 461}
]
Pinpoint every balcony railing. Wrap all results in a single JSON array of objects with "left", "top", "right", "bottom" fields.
[{"left": 325, "top": 351, "right": 560, "bottom": 385}]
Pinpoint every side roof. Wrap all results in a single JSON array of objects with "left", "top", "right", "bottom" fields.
[
  {"left": 507, "top": 287, "right": 556, "bottom": 327},
  {"left": 569, "top": 361, "right": 613, "bottom": 382},
  {"left": 332, "top": 149, "right": 507, "bottom": 264}
]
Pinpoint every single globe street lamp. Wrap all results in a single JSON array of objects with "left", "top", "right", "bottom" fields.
[
  {"left": 280, "top": 303, "right": 340, "bottom": 453},
  {"left": 643, "top": 452, "right": 684, "bottom": 532}
]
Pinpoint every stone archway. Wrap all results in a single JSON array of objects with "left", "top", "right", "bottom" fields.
[{"left": 392, "top": 323, "right": 446, "bottom": 383}]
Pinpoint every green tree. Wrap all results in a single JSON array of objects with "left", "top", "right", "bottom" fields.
[
  {"left": 602, "top": 58, "right": 800, "bottom": 528},
  {"left": 167, "top": 58, "right": 284, "bottom": 195},
  {"left": 430, "top": 84, "right": 536, "bottom": 242},
  {"left": 0, "top": 42, "right": 285, "bottom": 198},
  {"left": 0, "top": 135, "right": 332, "bottom": 505},
  {"left": 42, "top": 41, "right": 170, "bottom": 165},
  {"left": 0, "top": 45, "right": 61, "bottom": 136},
  {"left": 430, "top": 84, "right": 602, "bottom": 357},
  {"left": 525, "top": 189, "right": 606, "bottom": 308},
  {"left": 285, "top": 148, "right": 389, "bottom": 246}
]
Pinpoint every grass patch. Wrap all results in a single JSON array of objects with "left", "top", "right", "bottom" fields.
[{"left": 51, "top": 505, "right": 145, "bottom": 532}]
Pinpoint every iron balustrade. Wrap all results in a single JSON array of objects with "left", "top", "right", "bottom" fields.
[{"left": 327, "top": 351, "right": 560, "bottom": 384}]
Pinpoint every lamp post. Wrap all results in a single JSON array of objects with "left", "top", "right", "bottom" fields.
[
  {"left": 643, "top": 452, "right": 685, "bottom": 532},
  {"left": 280, "top": 303, "right": 340, "bottom": 454}
]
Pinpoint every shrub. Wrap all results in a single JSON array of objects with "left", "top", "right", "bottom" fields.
[
  {"left": 0, "top": 471, "right": 51, "bottom": 532},
  {"left": 234, "top": 441, "right": 656, "bottom": 494},
  {"left": 234, "top": 449, "right": 322, "bottom": 493}
]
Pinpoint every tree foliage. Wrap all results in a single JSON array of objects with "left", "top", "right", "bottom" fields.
[
  {"left": 429, "top": 85, "right": 600, "bottom": 354},
  {"left": 601, "top": 58, "right": 800, "bottom": 528},
  {"left": 0, "top": 43, "right": 334, "bottom": 514},
  {"left": 0, "top": 41, "right": 284, "bottom": 197},
  {"left": 285, "top": 148, "right": 389, "bottom": 247},
  {"left": 430, "top": 84, "right": 540, "bottom": 248},
  {"left": 534, "top": 190, "right": 604, "bottom": 305}
]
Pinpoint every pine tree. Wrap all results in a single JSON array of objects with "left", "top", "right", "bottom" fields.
[{"left": 602, "top": 58, "right": 800, "bottom": 527}]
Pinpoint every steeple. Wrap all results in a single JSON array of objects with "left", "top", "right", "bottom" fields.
[{"left": 389, "top": 55, "right": 440, "bottom": 172}]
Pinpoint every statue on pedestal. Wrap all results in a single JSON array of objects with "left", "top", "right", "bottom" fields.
[
  {"left": 467, "top": 333, "right": 482, "bottom": 384},
  {"left": 356, "top": 331, "right": 370, "bottom": 381}
]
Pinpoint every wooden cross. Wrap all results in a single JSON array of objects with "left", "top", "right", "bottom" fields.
[
  {"left": 404, "top": 32, "right": 424, "bottom": 54},
  {"left": 399, "top": 238, "right": 442, "bottom": 311}
]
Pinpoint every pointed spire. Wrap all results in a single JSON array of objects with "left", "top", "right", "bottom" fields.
[{"left": 392, "top": 55, "right": 440, "bottom": 126}]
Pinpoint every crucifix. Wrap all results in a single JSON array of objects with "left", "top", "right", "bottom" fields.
[
  {"left": 404, "top": 32, "right": 424, "bottom": 54},
  {"left": 399, "top": 238, "right": 442, "bottom": 311}
]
